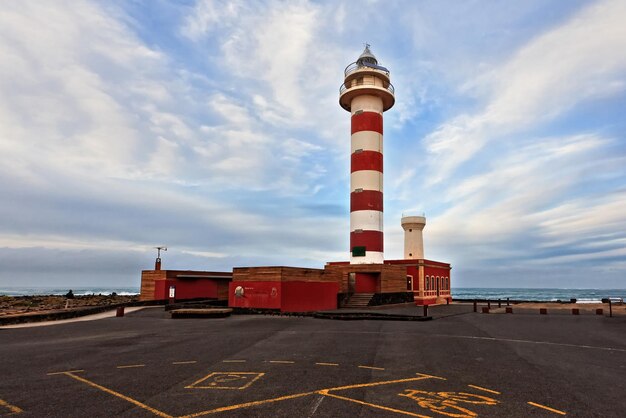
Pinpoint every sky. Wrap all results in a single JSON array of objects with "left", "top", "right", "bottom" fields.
[{"left": 1, "top": 0, "right": 625, "bottom": 289}]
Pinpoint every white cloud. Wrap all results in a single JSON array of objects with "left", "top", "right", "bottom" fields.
[
  {"left": 426, "top": 133, "right": 625, "bottom": 262},
  {"left": 423, "top": 0, "right": 626, "bottom": 185}
]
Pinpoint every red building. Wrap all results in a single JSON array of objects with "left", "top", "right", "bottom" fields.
[{"left": 139, "top": 269, "right": 232, "bottom": 302}]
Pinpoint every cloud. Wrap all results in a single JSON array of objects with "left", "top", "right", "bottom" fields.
[
  {"left": 422, "top": 0, "right": 626, "bottom": 185},
  {"left": 1, "top": 0, "right": 624, "bottom": 290}
]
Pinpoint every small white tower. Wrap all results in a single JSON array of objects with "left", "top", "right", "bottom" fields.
[
  {"left": 339, "top": 45, "right": 395, "bottom": 264},
  {"left": 401, "top": 216, "right": 426, "bottom": 259}
]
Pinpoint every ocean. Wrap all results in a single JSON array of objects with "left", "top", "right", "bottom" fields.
[
  {"left": 1, "top": 286, "right": 624, "bottom": 302},
  {"left": 451, "top": 288, "right": 626, "bottom": 303}
]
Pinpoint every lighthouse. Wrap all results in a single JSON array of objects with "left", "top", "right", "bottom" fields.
[
  {"left": 339, "top": 45, "right": 395, "bottom": 264},
  {"left": 401, "top": 215, "right": 426, "bottom": 259}
]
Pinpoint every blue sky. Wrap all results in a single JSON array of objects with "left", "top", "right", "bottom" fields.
[{"left": 1, "top": 0, "right": 625, "bottom": 289}]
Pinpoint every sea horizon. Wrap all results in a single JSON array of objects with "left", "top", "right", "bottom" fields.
[{"left": 1, "top": 285, "right": 624, "bottom": 302}]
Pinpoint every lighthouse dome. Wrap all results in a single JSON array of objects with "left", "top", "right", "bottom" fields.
[{"left": 356, "top": 44, "right": 378, "bottom": 67}]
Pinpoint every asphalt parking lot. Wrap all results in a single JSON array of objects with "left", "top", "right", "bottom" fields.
[{"left": 1, "top": 306, "right": 624, "bottom": 417}]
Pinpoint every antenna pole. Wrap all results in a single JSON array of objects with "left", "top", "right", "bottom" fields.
[{"left": 154, "top": 246, "right": 167, "bottom": 270}]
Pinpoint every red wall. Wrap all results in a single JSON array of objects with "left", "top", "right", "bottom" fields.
[
  {"left": 424, "top": 266, "right": 450, "bottom": 289},
  {"left": 281, "top": 281, "right": 339, "bottom": 312},
  {"left": 155, "top": 279, "right": 218, "bottom": 300},
  {"left": 229, "top": 281, "right": 339, "bottom": 312},
  {"left": 355, "top": 272, "right": 378, "bottom": 293},
  {"left": 229, "top": 281, "right": 282, "bottom": 309}
]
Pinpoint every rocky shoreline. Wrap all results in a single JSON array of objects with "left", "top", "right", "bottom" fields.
[{"left": 0, "top": 294, "right": 139, "bottom": 317}]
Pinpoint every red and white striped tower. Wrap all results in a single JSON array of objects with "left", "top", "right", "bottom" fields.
[{"left": 339, "top": 45, "right": 395, "bottom": 264}]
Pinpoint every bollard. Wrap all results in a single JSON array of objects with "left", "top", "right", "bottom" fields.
[
  {"left": 498, "top": 299, "right": 502, "bottom": 308},
  {"left": 609, "top": 300, "right": 612, "bottom": 318},
  {"left": 481, "top": 307, "right": 490, "bottom": 314},
  {"left": 572, "top": 308, "right": 579, "bottom": 315},
  {"left": 540, "top": 308, "right": 547, "bottom": 315},
  {"left": 506, "top": 297, "right": 510, "bottom": 306},
  {"left": 116, "top": 307, "right": 125, "bottom": 317},
  {"left": 505, "top": 307, "right": 513, "bottom": 314},
  {"left": 595, "top": 309, "right": 603, "bottom": 315},
  {"left": 473, "top": 300, "right": 477, "bottom": 312},
  {"left": 487, "top": 301, "right": 491, "bottom": 309},
  {"left": 423, "top": 304, "right": 428, "bottom": 317}
]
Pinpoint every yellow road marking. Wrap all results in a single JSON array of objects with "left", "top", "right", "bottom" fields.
[
  {"left": 181, "top": 376, "right": 440, "bottom": 417},
  {"left": 315, "top": 362, "right": 339, "bottom": 366},
  {"left": 528, "top": 401, "right": 567, "bottom": 415},
  {"left": 325, "top": 375, "right": 432, "bottom": 392},
  {"left": 358, "top": 365, "right": 385, "bottom": 371},
  {"left": 47, "top": 369, "right": 84, "bottom": 375},
  {"left": 0, "top": 398, "right": 23, "bottom": 414},
  {"left": 269, "top": 360, "right": 295, "bottom": 364},
  {"left": 222, "top": 360, "right": 246, "bottom": 363},
  {"left": 172, "top": 361, "right": 197, "bottom": 365},
  {"left": 51, "top": 368, "right": 444, "bottom": 417},
  {"left": 467, "top": 384, "right": 501, "bottom": 395},
  {"left": 60, "top": 372, "right": 172, "bottom": 418},
  {"left": 117, "top": 364, "right": 145, "bottom": 369},
  {"left": 179, "top": 391, "right": 317, "bottom": 417},
  {"left": 415, "top": 372, "right": 446, "bottom": 380},
  {"left": 319, "top": 390, "right": 431, "bottom": 418},
  {"left": 185, "top": 372, "right": 264, "bottom": 390}
]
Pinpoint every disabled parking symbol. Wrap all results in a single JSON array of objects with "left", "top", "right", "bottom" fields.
[{"left": 186, "top": 372, "right": 265, "bottom": 390}]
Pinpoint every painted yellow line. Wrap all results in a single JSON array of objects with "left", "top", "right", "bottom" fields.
[
  {"left": 325, "top": 375, "right": 432, "bottom": 392},
  {"left": 0, "top": 398, "right": 23, "bottom": 414},
  {"left": 358, "top": 365, "right": 385, "bottom": 371},
  {"left": 319, "top": 390, "right": 430, "bottom": 418},
  {"left": 116, "top": 364, "right": 145, "bottom": 369},
  {"left": 528, "top": 401, "right": 567, "bottom": 415},
  {"left": 61, "top": 372, "right": 172, "bottom": 418},
  {"left": 315, "top": 362, "right": 339, "bottom": 366},
  {"left": 172, "top": 361, "right": 197, "bottom": 365},
  {"left": 415, "top": 372, "right": 446, "bottom": 380},
  {"left": 269, "top": 360, "right": 295, "bottom": 364},
  {"left": 182, "top": 374, "right": 438, "bottom": 417},
  {"left": 185, "top": 372, "right": 265, "bottom": 390},
  {"left": 468, "top": 384, "right": 501, "bottom": 395},
  {"left": 47, "top": 369, "right": 84, "bottom": 375},
  {"left": 179, "top": 391, "right": 317, "bottom": 417},
  {"left": 222, "top": 360, "right": 246, "bottom": 363}
]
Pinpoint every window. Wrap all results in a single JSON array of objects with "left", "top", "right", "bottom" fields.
[{"left": 356, "top": 77, "right": 364, "bottom": 85}]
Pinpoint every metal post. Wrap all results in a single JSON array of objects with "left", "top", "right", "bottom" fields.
[
  {"left": 506, "top": 297, "right": 510, "bottom": 306},
  {"left": 487, "top": 300, "right": 491, "bottom": 309},
  {"left": 473, "top": 300, "right": 477, "bottom": 312},
  {"left": 609, "top": 299, "right": 612, "bottom": 318},
  {"left": 498, "top": 299, "right": 501, "bottom": 308},
  {"left": 423, "top": 304, "right": 428, "bottom": 317}
]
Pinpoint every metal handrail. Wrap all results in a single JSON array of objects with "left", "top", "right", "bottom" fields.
[
  {"left": 339, "top": 79, "right": 395, "bottom": 95},
  {"left": 344, "top": 61, "right": 390, "bottom": 77}
]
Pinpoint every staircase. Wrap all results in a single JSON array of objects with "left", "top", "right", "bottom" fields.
[{"left": 342, "top": 293, "right": 374, "bottom": 308}]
